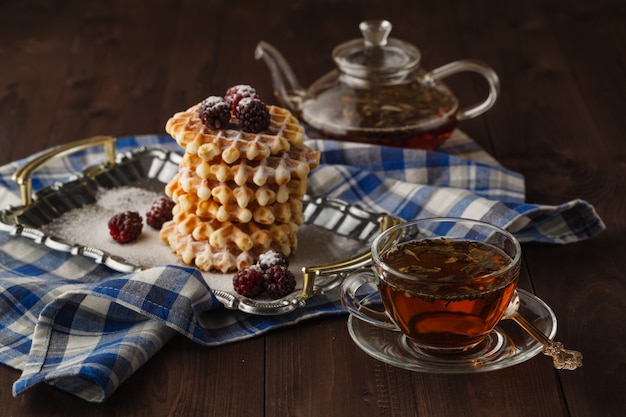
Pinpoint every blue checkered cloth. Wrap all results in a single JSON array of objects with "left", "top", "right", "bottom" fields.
[{"left": 0, "top": 132, "right": 604, "bottom": 402}]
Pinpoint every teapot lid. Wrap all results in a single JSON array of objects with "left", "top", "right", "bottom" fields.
[{"left": 332, "top": 20, "right": 421, "bottom": 81}]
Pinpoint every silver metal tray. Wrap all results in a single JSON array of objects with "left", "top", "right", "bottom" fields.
[{"left": 0, "top": 136, "right": 395, "bottom": 315}]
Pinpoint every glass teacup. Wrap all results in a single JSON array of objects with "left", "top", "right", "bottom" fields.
[{"left": 340, "top": 218, "right": 521, "bottom": 356}]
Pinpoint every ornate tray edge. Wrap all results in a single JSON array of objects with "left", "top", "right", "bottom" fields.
[{"left": 0, "top": 142, "right": 392, "bottom": 314}]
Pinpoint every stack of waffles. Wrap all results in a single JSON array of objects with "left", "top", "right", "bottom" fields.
[{"left": 160, "top": 103, "right": 320, "bottom": 273}]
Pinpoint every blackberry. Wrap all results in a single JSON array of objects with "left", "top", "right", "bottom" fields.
[
  {"left": 224, "top": 84, "right": 259, "bottom": 113},
  {"left": 233, "top": 266, "right": 265, "bottom": 298},
  {"left": 263, "top": 265, "right": 296, "bottom": 299},
  {"left": 236, "top": 97, "right": 270, "bottom": 133},
  {"left": 146, "top": 197, "right": 175, "bottom": 229},
  {"left": 257, "top": 249, "right": 289, "bottom": 270},
  {"left": 108, "top": 211, "right": 143, "bottom": 243},
  {"left": 198, "top": 96, "right": 231, "bottom": 130}
]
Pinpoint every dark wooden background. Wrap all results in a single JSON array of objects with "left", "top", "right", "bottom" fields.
[{"left": 1, "top": 0, "right": 625, "bottom": 416}]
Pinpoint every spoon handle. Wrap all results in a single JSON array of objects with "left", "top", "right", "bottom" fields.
[{"left": 510, "top": 312, "right": 583, "bottom": 370}]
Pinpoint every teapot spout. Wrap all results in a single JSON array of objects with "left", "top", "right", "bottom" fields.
[{"left": 255, "top": 41, "right": 305, "bottom": 114}]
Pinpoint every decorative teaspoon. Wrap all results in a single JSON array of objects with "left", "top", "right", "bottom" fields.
[{"left": 504, "top": 290, "right": 583, "bottom": 370}]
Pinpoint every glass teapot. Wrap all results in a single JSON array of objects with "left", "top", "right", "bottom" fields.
[{"left": 255, "top": 20, "right": 500, "bottom": 149}]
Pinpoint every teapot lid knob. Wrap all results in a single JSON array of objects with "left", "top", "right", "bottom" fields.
[
  {"left": 332, "top": 19, "right": 421, "bottom": 80},
  {"left": 360, "top": 20, "right": 392, "bottom": 47}
]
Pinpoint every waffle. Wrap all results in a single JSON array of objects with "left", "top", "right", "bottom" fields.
[
  {"left": 166, "top": 104, "right": 305, "bottom": 163},
  {"left": 171, "top": 194, "right": 304, "bottom": 225},
  {"left": 161, "top": 222, "right": 255, "bottom": 272},
  {"left": 166, "top": 172, "right": 307, "bottom": 207},
  {"left": 181, "top": 145, "right": 319, "bottom": 186},
  {"left": 160, "top": 219, "right": 298, "bottom": 272},
  {"left": 168, "top": 206, "right": 299, "bottom": 246}
]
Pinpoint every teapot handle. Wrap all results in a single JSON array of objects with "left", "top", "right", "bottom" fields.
[{"left": 428, "top": 60, "right": 500, "bottom": 121}]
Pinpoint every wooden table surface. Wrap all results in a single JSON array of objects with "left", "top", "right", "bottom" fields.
[{"left": 1, "top": 0, "right": 625, "bottom": 416}]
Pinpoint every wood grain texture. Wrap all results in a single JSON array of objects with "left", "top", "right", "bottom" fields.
[{"left": 1, "top": 0, "right": 625, "bottom": 416}]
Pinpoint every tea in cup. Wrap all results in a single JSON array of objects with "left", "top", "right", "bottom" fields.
[{"left": 340, "top": 218, "right": 521, "bottom": 356}]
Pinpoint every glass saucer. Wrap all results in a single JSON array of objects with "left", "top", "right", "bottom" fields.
[{"left": 347, "top": 289, "right": 557, "bottom": 374}]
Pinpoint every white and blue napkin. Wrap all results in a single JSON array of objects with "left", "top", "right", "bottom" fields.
[{"left": 0, "top": 132, "right": 604, "bottom": 402}]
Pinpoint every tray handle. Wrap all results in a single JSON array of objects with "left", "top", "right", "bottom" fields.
[
  {"left": 12, "top": 135, "right": 116, "bottom": 206},
  {"left": 298, "top": 214, "right": 403, "bottom": 300}
]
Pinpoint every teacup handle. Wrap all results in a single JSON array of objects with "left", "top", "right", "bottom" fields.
[
  {"left": 340, "top": 268, "right": 398, "bottom": 330},
  {"left": 427, "top": 59, "right": 500, "bottom": 121}
]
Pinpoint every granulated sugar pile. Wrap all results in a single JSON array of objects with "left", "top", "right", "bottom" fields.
[{"left": 42, "top": 186, "right": 180, "bottom": 268}]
